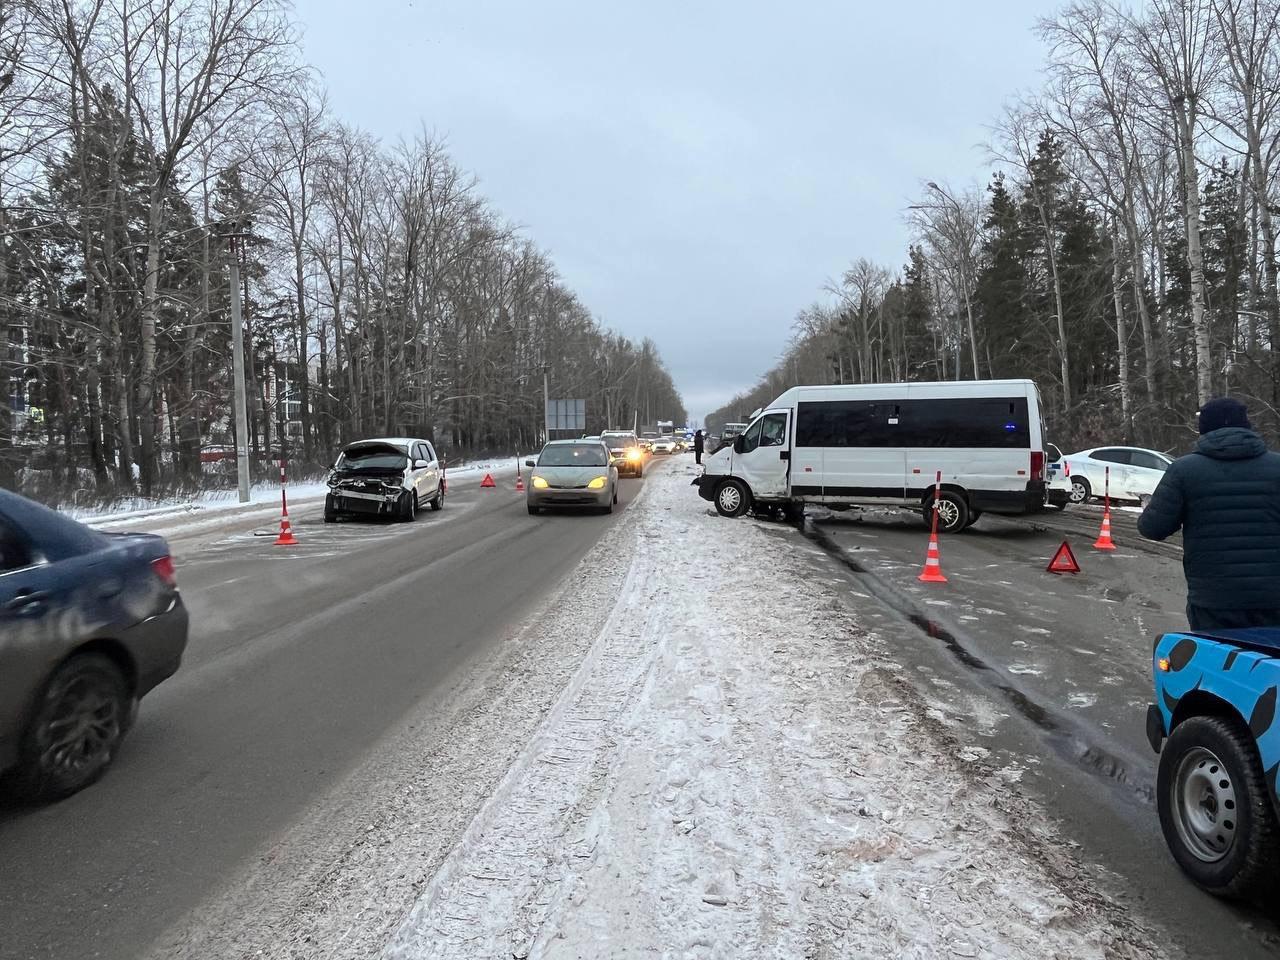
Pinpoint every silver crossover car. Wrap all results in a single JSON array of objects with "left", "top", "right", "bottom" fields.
[{"left": 526, "top": 440, "right": 619, "bottom": 515}]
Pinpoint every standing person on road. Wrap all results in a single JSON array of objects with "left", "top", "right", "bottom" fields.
[
  {"left": 1138, "top": 397, "right": 1280, "bottom": 631},
  {"left": 694, "top": 429, "right": 705, "bottom": 465}
]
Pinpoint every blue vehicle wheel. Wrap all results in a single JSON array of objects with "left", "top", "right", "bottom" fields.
[{"left": 1158, "top": 715, "right": 1280, "bottom": 899}]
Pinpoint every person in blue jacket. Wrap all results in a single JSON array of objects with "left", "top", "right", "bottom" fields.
[{"left": 1139, "top": 397, "right": 1280, "bottom": 631}]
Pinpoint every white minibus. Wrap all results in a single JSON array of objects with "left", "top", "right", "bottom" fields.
[{"left": 693, "top": 379, "right": 1048, "bottom": 533}]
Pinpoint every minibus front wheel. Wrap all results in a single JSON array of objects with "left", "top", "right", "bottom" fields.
[
  {"left": 714, "top": 479, "right": 752, "bottom": 518},
  {"left": 923, "top": 490, "right": 969, "bottom": 534}
]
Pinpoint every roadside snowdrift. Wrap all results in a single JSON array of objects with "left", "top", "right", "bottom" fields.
[{"left": 383, "top": 467, "right": 1160, "bottom": 959}]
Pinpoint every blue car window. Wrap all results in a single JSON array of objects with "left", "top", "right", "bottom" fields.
[{"left": 0, "top": 517, "right": 31, "bottom": 571}]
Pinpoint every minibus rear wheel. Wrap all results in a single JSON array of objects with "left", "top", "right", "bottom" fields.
[
  {"left": 923, "top": 491, "right": 969, "bottom": 534},
  {"left": 714, "top": 479, "right": 751, "bottom": 518}
]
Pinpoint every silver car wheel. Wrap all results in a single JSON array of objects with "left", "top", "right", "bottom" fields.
[
  {"left": 934, "top": 497, "right": 960, "bottom": 530},
  {"left": 1070, "top": 479, "right": 1090, "bottom": 504},
  {"left": 717, "top": 484, "right": 742, "bottom": 514},
  {"left": 1172, "top": 746, "right": 1238, "bottom": 863}
]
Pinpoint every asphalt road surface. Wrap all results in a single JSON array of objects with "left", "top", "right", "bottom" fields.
[
  {"left": 0, "top": 461, "right": 656, "bottom": 960},
  {"left": 797, "top": 501, "right": 1278, "bottom": 958}
]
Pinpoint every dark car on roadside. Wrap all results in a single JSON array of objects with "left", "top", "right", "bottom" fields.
[{"left": 0, "top": 490, "right": 188, "bottom": 800}]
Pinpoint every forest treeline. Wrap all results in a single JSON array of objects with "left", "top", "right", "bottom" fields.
[
  {"left": 709, "top": 0, "right": 1280, "bottom": 456},
  {"left": 0, "top": 0, "right": 685, "bottom": 504}
]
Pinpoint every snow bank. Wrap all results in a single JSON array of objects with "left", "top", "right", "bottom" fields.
[
  {"left": 382, "top": 466, "right": 1160, "bottom": 959},
  {"left": 77, "top": 459, "right": 520, "bottom": 540}
]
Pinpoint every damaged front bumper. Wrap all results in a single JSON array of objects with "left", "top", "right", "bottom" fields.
[
  {"left": 328, "top": 477, "right": 405, "bottom": 515},
  {"left": 691, "top": 474, "right": 717, "bottom": 502}
]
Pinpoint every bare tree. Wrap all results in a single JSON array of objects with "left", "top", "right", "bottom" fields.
[
  {"left": 908, "top": 181, "right": 982, "bottom": 379},
  {"left": 1127, "top": 0, "right": 1220, "bottom": 404},
  {"left": 124, "top": 0, "right": 295, "bottom": 492}
]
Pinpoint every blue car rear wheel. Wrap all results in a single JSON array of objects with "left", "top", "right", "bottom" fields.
[{"left": 1158, "top": 715, "right": 1280, "bottom": 899}]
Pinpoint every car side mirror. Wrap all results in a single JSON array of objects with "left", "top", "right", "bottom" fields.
[
  {"left": 414, "top": 459, "right": 429, "bottom": 469},
  {"left": 525, "top": 459, "right": 536, "bottom": 468},
  {"left": 733, "top": 435, "right": 745, "bottom": 454}
]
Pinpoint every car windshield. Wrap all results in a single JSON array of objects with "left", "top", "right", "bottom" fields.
[
  {"left": 540, "top": 444, "right": 607, "bottom": 467},
  {"left": 337, "top": 445, "right": 408, "bottom": 470}
]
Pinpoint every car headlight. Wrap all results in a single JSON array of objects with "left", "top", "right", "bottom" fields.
[
  {"left": 532, "top": 476, "right": 549, "bottom": 489},
  {"left": 627, "top": 448, "right": 642, "bottom": 460},
  {"left": 588, "top": 476, "right": 607, "bottom": 489}
]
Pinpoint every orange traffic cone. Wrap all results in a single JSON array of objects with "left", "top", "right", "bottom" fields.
[
  {"left": 1093, "top": 509, "right": 1116, "bottom": 551},
  {"left": 480, "top": 473, "right": 496, "bottom": 489},
  {"left": 917, "top": 530, "right": 948, "bottom": 583},
  {"left": 274, "top": 513, "right": 298, "bottom": 546}
]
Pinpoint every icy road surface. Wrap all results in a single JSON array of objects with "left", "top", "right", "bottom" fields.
[{"left": 379, "top": 467, "right": 1160, "bottom": 959}]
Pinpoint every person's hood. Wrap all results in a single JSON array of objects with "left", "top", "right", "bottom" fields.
[{"left": 1196, "top": 426, "right": 1268, "bottom": 461}]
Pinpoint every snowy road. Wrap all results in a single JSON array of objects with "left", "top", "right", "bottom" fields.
[
  {"left": 807, "top": 502, "right": 1278, "bottom": 957},
  {"left": 0, "top": 460, "right": 647, "bottom": 960},
  {"left": 3, "top": 466, "right": 1277, "bottom": 959}
]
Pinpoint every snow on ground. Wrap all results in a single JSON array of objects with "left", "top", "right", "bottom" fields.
[
  {"left": 77, "top": 458, "right": 519, "bottom": 540},
  {"left": 381, "top": 466, "right": 1162, "bottom": 959}
]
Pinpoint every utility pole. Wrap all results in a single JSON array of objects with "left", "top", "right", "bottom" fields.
[
  {"left": 228, "top": 237, "right": 251, "bottom": 503},
  {"left": 543, "top": 368, "right": 550, "bottom": 445}
]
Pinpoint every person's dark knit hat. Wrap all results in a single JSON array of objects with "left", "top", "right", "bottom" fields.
[{"left": 1198, "top": 397, "right": 1251, "bottom": 435}]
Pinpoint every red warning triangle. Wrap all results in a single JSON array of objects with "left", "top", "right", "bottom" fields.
[
  {"left": 1046, "top": 540, "right": 1081, "bottom": 574},
  {"left": 480, "top": 473, "right": 496, "bottom": 488}
]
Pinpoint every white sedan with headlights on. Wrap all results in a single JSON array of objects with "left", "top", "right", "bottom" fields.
[
  {"left": 1060, "top": 445, "right": 1173, "bottom": 504},
  {"left": 526, "top": 440, "right": 619, "bottom": 515}
]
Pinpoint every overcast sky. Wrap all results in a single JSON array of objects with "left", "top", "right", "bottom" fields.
[{"left": 294, "top": 0, "right": 1059, "bottom": 422}]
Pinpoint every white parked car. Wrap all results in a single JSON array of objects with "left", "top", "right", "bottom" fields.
[
  {"left": 1060, "top": 446, "right": 1173, "bottom": 504},
  {"left": 325, "top": 437, "right": 445, "bottom": 522}
]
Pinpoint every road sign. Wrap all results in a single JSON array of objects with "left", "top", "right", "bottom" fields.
[{"left": 546, "top": 399, "right": 586, "bottom": 432}]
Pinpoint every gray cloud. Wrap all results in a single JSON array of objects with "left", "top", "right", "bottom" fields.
[{"left": 296, "top": 0, "right": 1058, "bottom": 421}]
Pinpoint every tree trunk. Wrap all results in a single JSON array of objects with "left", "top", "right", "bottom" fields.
[
  {"left": 1122, "top": 200, "right": 1160, "bottom": 404},
  {"left": 1111, "top": 228, "right": 1133, "bottom": 442},
  {"left": 138, "top": 196, "right": 164, "bottom": 495},
  {"left": 1178, "top": 107, "right": 1213, "bottom": 405}
]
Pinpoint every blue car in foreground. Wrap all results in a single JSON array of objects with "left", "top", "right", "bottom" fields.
[
  {"left": 1148, "top": 629, "right": 1280, "bottom": 899},
  {"left": 0, "top": 490, "right": 188, "bottom": 800}
]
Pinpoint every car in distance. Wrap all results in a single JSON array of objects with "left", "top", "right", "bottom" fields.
[
  {"left": 0, "top": 490, "right": 188, "bottom": 800},
  {"left": 650, "top": 436, "right": 677, "bottom": 455},
  {"left": 601, "top": 430, "right": 645, "bottom": 478},
  {"left": 325, "top": 438, "right": 445, "bottom": 522},
  {"left": 526, "top": 440, "right": 619, "bottom": 515},
  {"left": 1060, "top": 445, "right": 1173, "bottom": 504}
]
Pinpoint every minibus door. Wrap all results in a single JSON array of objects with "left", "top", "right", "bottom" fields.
[{"left": 732, "top": 410, "right": 790, "bottom": 499}]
